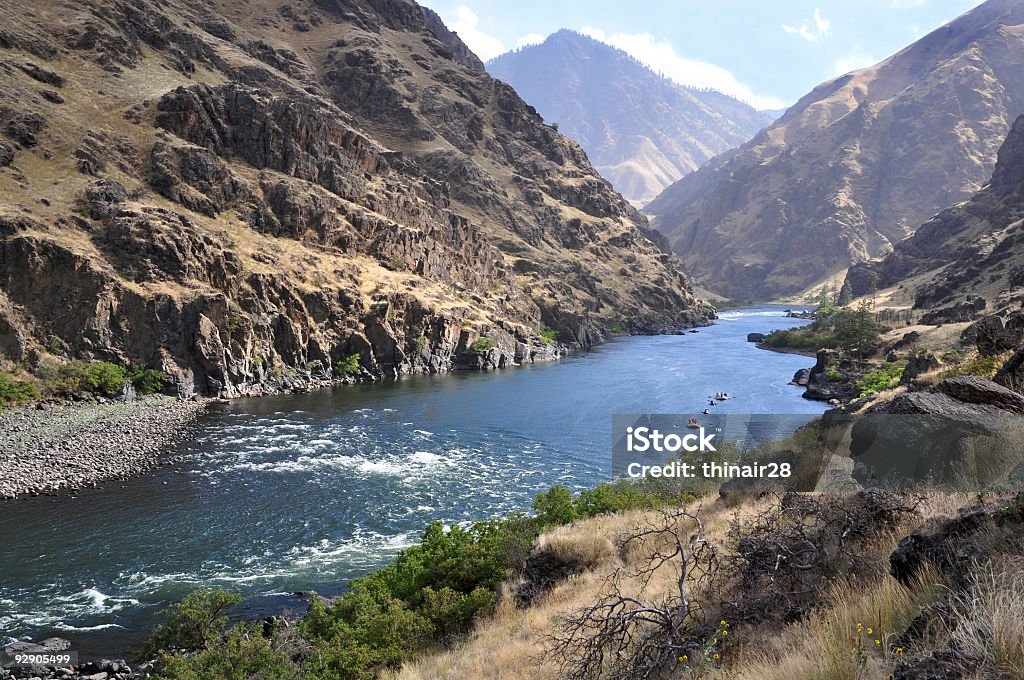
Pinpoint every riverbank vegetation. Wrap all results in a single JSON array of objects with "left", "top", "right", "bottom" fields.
[
  {"left": 762, "top": 304, "right": 881, "bottom": 357},
  {"left": 0, "top": 355, "right": 167, "bottom": 407},
  {"left": 143, "top": 490, "right": 1024, "bottom": 680},
  {"left": 141, "top": 481, "right": 699, "bottom": 679}
]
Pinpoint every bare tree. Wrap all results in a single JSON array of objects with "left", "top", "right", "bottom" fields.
[{"left": 544, "top": 507, "right": 718, "bottom": 680}]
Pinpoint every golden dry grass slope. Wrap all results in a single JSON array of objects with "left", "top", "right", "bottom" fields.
[{"left": 392, "top": 492, "right": 1024, "bottom": 680}]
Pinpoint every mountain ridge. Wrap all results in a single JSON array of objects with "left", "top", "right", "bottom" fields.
[
  {"left": 845, "top": 112, "right": 1024, "bottom": 319},
  {"left": 486, "top": 29, "right": 770, "bottom": 206},
  {"left": 646, "top": 0, "right": 1024, "bottom": 300}
]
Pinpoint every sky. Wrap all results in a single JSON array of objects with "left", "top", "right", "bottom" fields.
[{"left": 419, "top": 0, "right": 983, "bottom": 110}]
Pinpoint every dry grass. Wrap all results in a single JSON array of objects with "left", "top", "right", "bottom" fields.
[
  {"left": 391, "top": 493, "right": 981, "bottom": 680},
  {"left": 719, "top": 569, "right": 940, "bottom": 680},
  {"left": 950, "top": 558, "right": 1024, "bottom": 677}
]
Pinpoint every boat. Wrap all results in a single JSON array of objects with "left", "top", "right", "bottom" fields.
[{"left": 687, "top": 418, "right": 700, "bottom": 429}]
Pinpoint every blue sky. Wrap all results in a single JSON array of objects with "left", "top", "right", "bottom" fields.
[{"left": 419, "top": 0, "right": 983, "bottom": 109}]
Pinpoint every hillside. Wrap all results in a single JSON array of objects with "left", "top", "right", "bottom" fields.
[
  {"left": 486, "top": 30, "right": 769, "bottom": 206},
  {"left": 646, "top": 0, "right": 1024, "bottom": 301},
  {"left": 846, "top": 113, "right": 1024, "bottom": 321},
  {"left": 0, "top": 0, "right": 710, "bottom": 398}
]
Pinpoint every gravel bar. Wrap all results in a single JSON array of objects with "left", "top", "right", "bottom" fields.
[{"left": 0, "top": 396, "right": 208, "bottom": 499}]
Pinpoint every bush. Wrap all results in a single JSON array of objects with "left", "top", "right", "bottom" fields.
[
  {"left": 138, "top": 589, "right": 242, "bottom": 659},
  {"left": 468, "top": 338, "right": 496, "bottom": 354},
  {"left": 947, "top": 352, "right": 1007, "bottom": 380},
  {"left": 538, "top": 328, "right": 558, "bottom": 344},
  {"left": 825, "top": 368, "right": 843, "bottom": 381},
  {"left": 763, "top": 329, "right": 837, "bottom": 352},
  {"left": 533, "top": 485, "right": 579, "bottom": 526},
  {"left": 0, "top": 372, "right": 40, "bottom": 405},
  {"left": 150, "top": 621, "right": 295, "bottom": 680},
  {"left": 128, "top": 365, "right": 166, "bottom": 396},
  {"left": 42, "top": 360, "right": 127, "bottom": 397},
  {"left": 857, "top": 362, "right": 905, "bottom": 398},
  {"left": 334, "top": 354, "right": 362, "bottom": 377}
]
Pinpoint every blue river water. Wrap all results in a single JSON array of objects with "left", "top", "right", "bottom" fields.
[{"left": 0, "top": 307, "right": 824, "bottom": 657}]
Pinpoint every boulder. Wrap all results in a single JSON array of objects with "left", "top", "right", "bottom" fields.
[
  {"left": 919, "top": 295, "right": 986, "bottom": 324},
  {"left": 791, "top": 368, "right": 810, "bottom": 386},
  {"left": 968, "top": 312, "right": 1024, "bottom": 356},
  {"left": 993, "top": 347, "right": 1024, "bottom": 393},
  {"left": 747, "top": 332, "right": 766, "bottom": 342},
  {"left": 900, "top": 352, "right": 939, "bottom": 385},
  {"left": 935, "top": 376, "right": 1024, "bottom": 413},
  {"left": 852, "top": 378, "right": 1024, "bottom": 490},
  {"left": 889, "top": 496, "right": 1024, "bottom": 587}
]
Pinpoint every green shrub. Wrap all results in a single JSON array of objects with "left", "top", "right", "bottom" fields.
[
  {"left": 150, "top": 621, "right": 295, "bottom": 680},
  {"left": 0, "top": 372, "right": 40, "bottom": 406},
  {"left": 610, "top": 320, "right": 625, "bottom": 334},
  {"left": 42, "top": 360, "right": 128, "bottom": 397},
  {"left": 468, "top": 338, "right": 496, "bottom": 354},
  {"left": 138, "top": 589, "right": 242, "bottom": 659},
  {"left": 825, "top": 369, "right": 843, "bottom": 381},
  {"left": 532, "top": 485, "right": 579, "bottom": 526},
  {"left": 947, "top": 353, "right": 1007, "bottom": 380},
  {"left": 334, "top": 354, "right": 362, "bottom": 377},
  {"left": 538, "top": 328, "right": 558, "bottom": 344},
  {"left": 857, "top": 362, "right": 905, "bottom": 398},
  {"left": 127, "top": 365, "right": 166, "bottom": 396},
  {"left": 301, "top": 592, "right": 431, "bottom": 680},
  {"left": 763, "top": 329, "right": 837, "bottom": 352}
]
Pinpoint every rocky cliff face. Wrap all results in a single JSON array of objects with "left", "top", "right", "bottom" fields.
[
  {"left": 646, "top": 0, "right": 1024, "bottom": 300},
  {"left": 0, "top": 0, "right": 709, "bottom": 397},
  {"left": 487, "top": 30, "right": 769, "bottom": 207},
  {"left": 845, "top": 114, "right": 1024, "bottom": 320}
]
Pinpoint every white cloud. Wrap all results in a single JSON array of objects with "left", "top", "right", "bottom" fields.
[
  {"left": 515, "top": 33, "right": 546, "bottom": 50},
  {"left": 834, "top": 53, "right": 877, "bottom": 75},
  {"left": 580, "top": 26, "right": 785, "bottom": 110},
  {"left": 447, "top": 5, "right": 506, "bottom": 61},
  {"left": 891, "top": 0, "right": 926, "bottom": 8},
  {"left": 782, "top": 8, "right": 831, "bottom": 42}
]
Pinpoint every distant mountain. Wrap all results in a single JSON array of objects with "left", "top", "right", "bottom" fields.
[
  {"left": 845, "top": 113, "right": 1024, "bottom": 320},
  {"left": 486, "top": 30, "right": 770, "bottom": 206},
  {"left": 646, "top": 0, "right": 1024, "bottom": 300}
]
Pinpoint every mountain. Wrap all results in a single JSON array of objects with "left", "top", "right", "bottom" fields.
[
  {"left": 845, "top": 113, "right": 1024, "bottom": 320},
  {"left": 0, "top": 0, "right": 710, "bottom": 398},
  {"left": 486, "top": 30, "right": 770, "bottom": 206},
  {"left": 646, "top": 0, "right": 1024, "bottom": 301}
]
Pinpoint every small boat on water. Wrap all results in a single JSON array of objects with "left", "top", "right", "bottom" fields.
[{"left": 687, "top": 418, "right": 700, "bottom": 429}]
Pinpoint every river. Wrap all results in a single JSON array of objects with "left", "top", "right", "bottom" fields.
[{"left": 0, "top": 307, "right": 825, "bottom": 657}]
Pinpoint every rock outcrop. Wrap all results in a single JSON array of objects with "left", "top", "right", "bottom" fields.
[
  {"left": 849, "top": 377, "right": 1024, "bottom": 490},
  {"left": 647, "top": 0, "right": 1024, "bottom": 299},
  {"left": 0, "top": 0, "right": 710, "bottom": 397},
  {"left": 486, "top": 30, "right": 769, "bottom": 206}
]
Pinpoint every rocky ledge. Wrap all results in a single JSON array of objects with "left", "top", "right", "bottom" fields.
[{"left": 0, "top": 396, "right": 207, "bottom": 499}]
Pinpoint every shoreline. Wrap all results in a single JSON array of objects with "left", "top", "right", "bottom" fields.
[
  {"left": 0, "top": 322, "right": 711, "bottom": 503},
  {"left": 754, "top": 342, "right": 817, "bottom": 358},
  {"left": 0, "top": 396, "right": 209, "bottom": 501}
]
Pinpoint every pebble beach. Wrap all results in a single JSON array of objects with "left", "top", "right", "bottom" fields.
[{"left": 0, "top": 397, "right": 208, "bottom": 500}]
